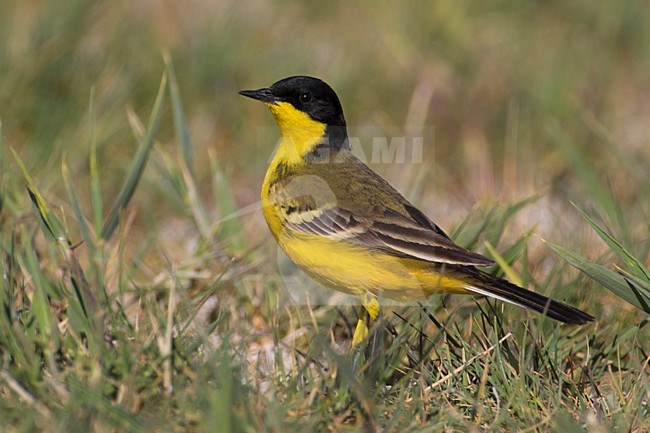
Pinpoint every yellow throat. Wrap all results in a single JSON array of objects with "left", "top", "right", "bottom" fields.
[{"left": 265, "top": 101, "right": 327, "bottom": 166}]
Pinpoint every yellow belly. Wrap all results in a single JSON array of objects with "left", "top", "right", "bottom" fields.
[{"left": 276, "top": 229, "right": 471, "bottom": 301}]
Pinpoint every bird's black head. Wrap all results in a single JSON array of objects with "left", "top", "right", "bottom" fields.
[
  {"left": 240, "top": 76, "right": 346, "bottom": 127},
  {"left": 271, "top": 76, "right": 346, "bottom": 126}
]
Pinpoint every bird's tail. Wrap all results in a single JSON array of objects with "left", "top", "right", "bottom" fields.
[{"left": 459, "top": 267, "right": 594, "bottom": 325}]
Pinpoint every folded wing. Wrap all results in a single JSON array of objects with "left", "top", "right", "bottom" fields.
[{"left": 282, "top": 205, "right": 495, "bottom": 267}]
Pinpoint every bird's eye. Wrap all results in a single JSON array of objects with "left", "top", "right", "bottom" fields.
[{"left": 299, "top": 93, "right": 312, "bottom": 103}]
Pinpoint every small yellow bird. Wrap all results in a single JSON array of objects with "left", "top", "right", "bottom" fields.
[{"left": 240, "top": 76, "right": 593, "bottom": 345}]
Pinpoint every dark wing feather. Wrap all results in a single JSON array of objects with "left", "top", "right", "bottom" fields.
[{"left": 403, "top": 203, "right": 452, "bottom": 240}]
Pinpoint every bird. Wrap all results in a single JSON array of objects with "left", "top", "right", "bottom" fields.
[{"left": 239, "top": 75, "right": 594, "bottom": 345}]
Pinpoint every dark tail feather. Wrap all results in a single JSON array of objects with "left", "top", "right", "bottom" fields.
[{"left": 463, "top": 268, "right": 594, "bottom": 325}]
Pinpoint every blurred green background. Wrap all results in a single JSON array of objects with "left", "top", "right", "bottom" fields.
[
  {"left": 2, "top": 0, "right": 648, "bottom": 244},
  {"left": 1, "top": 1, "right": 649, "bottom": 431},
  {"left": 0, "top": 0, "right": 650, "bottom": 219}
]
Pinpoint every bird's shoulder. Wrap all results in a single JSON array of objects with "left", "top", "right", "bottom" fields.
[{"left": 274, "top": 151, "right": 408, "bottom": 211}]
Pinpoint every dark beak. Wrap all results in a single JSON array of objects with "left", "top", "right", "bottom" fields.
[{"left": 239, "top": 87, "right": 277, "bottom": 104}]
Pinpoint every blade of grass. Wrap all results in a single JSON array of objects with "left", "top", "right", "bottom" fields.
[
  {"left": 85, "top": 93, "right": 110, "bottom": 316},
  {"left": 0, "top": 370, "right": 52, "bottom": 418},
  {"left": 0, "top": 120, "right": 5, "bottom": 216},
  {"left": 11, "top": 149, "right": 68, "bottom": 244},
  {"left": 164, "top": 54, "right": 212, "bottom": 240},
  {"left": 88, "top": 88, "right": 104, "bottom": 239},
  {"left": 451, "top": 204, "right": 496, "bottom": 248},
  {"left": 62, "top": 157, "right": 103, "bottom": 340},
  {"left": 452, "top": 196, "right": 538, "bottom": 251},
  {"left": 62, "top": 157, "right": 94, "bottom": 253},
  {"left": 164, "top": 53, "right": 193, "bottom": 176},
  {"left": 545, "top": 240, "right": 650, "bottom": 314},
  {"left": 573, "top": 203, "right": 649, "bottom": 282},
  {"left": 494, "top": 196, "right": 540, "bottom": 240},
  {"left": 20, "top": 226, "right": 55, "bottom": 342},
  {"left": 614, "top": 265, "right": 650, "bottom": 302},
  {"left": 0, "top": 124, "right": 21, "bottom": 217},
  {"left": 484, "top": 240, "right": 523, "bottom": 287},
  {"left": 101, "top": 71, "right": 167, "bottom": 241},
  {"left": 492, "top": 227, "right": 535, "bottom": 284}
]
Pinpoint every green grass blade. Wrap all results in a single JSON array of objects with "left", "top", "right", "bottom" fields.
[
  {"left": 101, "top": 71, "right": 168, "bottom": 241},
  {"left": 164, "top": 53, "right": 212, "bottom": 240},
  {"left": 11, "top": 148, "right": 68, "bottom": 244},
  {"left": 451, "top": 196, "right": 538, "bottom": 251},
  {"left": 614, "top": 265, "right": 650, "bottom": 302},
  {"left": 62, "top": 158, "right": 94, "bottom": 254},
  {"left": 21, "top": 227, "right": 55, "bottom": 342},
  {"left": 545, "top": 240, "right": 650, "bottom": 314},
  {"left": 451, "top": 205, "right": 496, "bottom": 248},
  {"left": 164, "top": 53, "right": 194, "bottom": 175},
  {"left": 62, "top": 158, "right": 101, "bottom": 340},
  {"left": 0, "top": 120, "right": 5, "bottom": 216},
  {"left": 573, "top": 203, "right": 649, "bottom": 283},
  {"left": 494, "top": 227, "right": 535, "bottom": 283},
  {"left": 0, "top": 124, "right": 21, "bottom": 217},
  {"left": 486, "top": 196, "right": 539, "bottom": 249},
  {"left": 88, "top": 88, "right": 104, "bottom": 238}
]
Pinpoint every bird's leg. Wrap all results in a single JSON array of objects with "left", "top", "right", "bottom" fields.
[
  {"left": 352, "top": 293, "right": 380, "bottom": 347},
  {"left": 352, "top": 307, "right": 370, "bottom": 347}
]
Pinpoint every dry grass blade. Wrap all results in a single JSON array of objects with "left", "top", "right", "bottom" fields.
[
  {"left": 484, "top": 240, "right": 523, "bottom": 287},
  {"left": 0, "top": 370, "right": 51, "bottom": 417}
]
